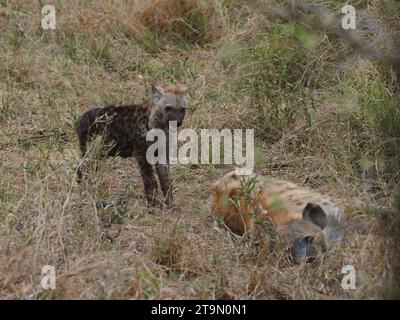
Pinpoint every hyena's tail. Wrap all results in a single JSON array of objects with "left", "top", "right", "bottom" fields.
[{"left": 75, "top": 113, "right": 90, "bottom": 184}]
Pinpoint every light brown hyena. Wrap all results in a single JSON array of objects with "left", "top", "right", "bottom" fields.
[
  {"left": 210, "top": 171, "right": 344, "bottom": 262},
  {"left": 75, "top": 84, "right": 189, "bottom": 206}
]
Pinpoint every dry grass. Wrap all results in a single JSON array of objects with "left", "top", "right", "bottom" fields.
[
  {"left": 141, "top": 0, "right": 227, "bottom": 45},
  {"left": 0, "top": 0, "right": 399, "bottom": 299}
]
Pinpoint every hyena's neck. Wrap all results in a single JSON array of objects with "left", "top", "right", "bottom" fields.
[{"left": 147, "top": 101, "right": 168, "bottom": 131}]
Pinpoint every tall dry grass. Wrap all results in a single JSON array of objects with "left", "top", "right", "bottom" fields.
[{"left": 0, "top": 0, "right": 399, "bottom": 299}]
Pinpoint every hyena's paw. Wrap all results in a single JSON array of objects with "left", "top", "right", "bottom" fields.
[
  {"left": 146, "top": 198, "right": 160, "bottom": 207},
  {"left": 161, "top": 197, "right": 178, "bottom": 211},
  {"left": 144, "top": 195, "right": 167, "bottom": 209}
]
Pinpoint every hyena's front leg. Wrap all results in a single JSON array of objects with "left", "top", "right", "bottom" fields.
[
  {"left": 156, "top": 164, "right": 172, "bottom": 206},
  {"left": 138, "top": 159, "right": 158, "bottom": 206}
]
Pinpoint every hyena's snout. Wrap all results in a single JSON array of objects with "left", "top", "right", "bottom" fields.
[
  {"left": 177, "top": 117, "right": 184, "bottom": 127},
  {"left": 288, "top": 230, "right": 327, "bottom": 263},
  {"left": 280, "top": 203, "right": 329, "bottom": 263},
  {"left": 171, "top": 109, "right": 186, "bottom": 127}
]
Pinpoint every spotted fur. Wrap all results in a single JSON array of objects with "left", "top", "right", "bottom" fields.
[
  {"left": 75, "top": 84, "right": 189, "bottom": 206},
  {"left": 210, "top": 171, "right": 344, "bottom": 262}
]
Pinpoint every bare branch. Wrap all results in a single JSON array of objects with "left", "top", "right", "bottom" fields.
[{"left": 244, "top": 0, "right": 400, "bottom": 74}]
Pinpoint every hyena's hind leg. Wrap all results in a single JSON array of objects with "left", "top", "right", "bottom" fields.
[
  {"left": 138, "top": 159, "right": 158, "bottom": 206},
  {"left": 156, "top": 164, "right": 172, "bottom": 207},
  {"left": 75, "top": 114, "right": 89, "bottom": 184},
  {"left": 76, "top": 134, "right": 107, "bottom": 184},
  {"left": 76, "top": 139, "right": 87, "bottom": 184}
]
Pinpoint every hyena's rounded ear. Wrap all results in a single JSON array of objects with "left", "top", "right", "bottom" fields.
[
  {"left": 302, "top": 203, "right": 328, "bottom": 230},
  {"left": 150, "top": 84, "right": 164, "bottom": 101}
]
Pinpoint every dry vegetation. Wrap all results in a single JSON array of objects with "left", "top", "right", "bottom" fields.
[{"left": 0, "top": 0, "right": 399, "bottom": 299}]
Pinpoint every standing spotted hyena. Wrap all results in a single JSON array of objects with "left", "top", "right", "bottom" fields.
[
  {"left": 75, "top": 84, "right": 189, "bottom": 206},
  {"left": 211, "top": 171, "right": 344, "bottom": 262}
]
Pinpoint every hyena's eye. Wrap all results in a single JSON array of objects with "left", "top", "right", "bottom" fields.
[{"left": 165, "top": 106, "right": 173, "bottom": 112}]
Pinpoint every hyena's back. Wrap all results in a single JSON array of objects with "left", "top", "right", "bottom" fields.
[
  {"left": 211, "top": 171, "right": 343, "bottom": 237},
  {"left": 75, "top": 104, "right": 150, "bottom": 157}
]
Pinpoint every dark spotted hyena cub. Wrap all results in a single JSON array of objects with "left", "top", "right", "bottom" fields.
[{"left": 75, "top": 84, "right": 189, "bottom": 206}]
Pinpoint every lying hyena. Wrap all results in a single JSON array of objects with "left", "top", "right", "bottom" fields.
[
  {"left": 75, "top": 84, "right": 189, "bottom": 206},
  {"left": 210, "top": 171, "right": 344, "bottom": 262}
]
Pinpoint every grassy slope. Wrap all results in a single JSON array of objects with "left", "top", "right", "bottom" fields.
[{"left": 0, "top": 0, "right": 399, "bottom": 299}]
